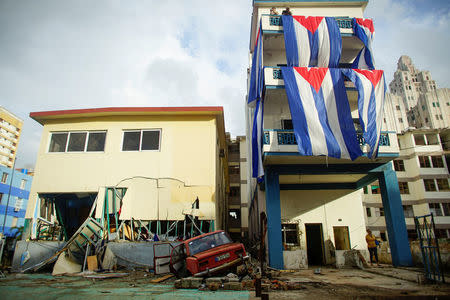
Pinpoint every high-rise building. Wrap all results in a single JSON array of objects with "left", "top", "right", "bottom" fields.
[
  {"left": 0, "top": 107, "right": 23, "bottom": 168},
  {"left": 387, "top": 55, "right": 449, "bottom": 129},
  {"left": 363, "top": 57, "right": 450, "bottom": 242}
]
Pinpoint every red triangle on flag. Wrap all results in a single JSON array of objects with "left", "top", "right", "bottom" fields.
[
  {"left": 354, "top": 70, "right": 384, "bottom": 87},
  {"left": 294, "top": 67, "right": 328, "bottom": 93},
  {"left": 293, "top": 16, "right": 324, "bottom": 34},
  {"left": 355, "top": 18, "right": 374, "bottom": 34}
]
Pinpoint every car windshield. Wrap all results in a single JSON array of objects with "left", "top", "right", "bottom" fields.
[{"left": 188, "top": 232, "right": 232, "bottom": 255}]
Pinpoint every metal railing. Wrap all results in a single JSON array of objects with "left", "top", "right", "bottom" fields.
[
  {"left": 263, "top": 130, "right": 391, "bottom": 147},
  {"left": 268, "top": 16, "right": 352, "bottom": 29}
]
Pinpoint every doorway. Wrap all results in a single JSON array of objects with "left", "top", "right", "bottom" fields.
[{"left": 305, "top": 223, "right": 324, "bottom": 265}]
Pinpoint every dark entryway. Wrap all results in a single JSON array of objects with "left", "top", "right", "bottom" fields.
[{"left": 305, "top": 223, "right": 324, "bottom": 265}]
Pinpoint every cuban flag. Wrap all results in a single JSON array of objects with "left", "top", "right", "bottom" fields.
[
  {"left": 352, "top": 18, "right": 375, "bottom": 70},
  {"left": 343, "top": 69, "right": 386, "bottom": 158},
  {"left": 252, "top": 99, "right": 264, "bottom": 178},
  {"left": 248, "top": 20, "right": 263, "bottom": 105},
  {"left": 281, "top": 67, "right": 362, "bottom": 160},
  {"left": 282, "top": 15, "right": 342, "bottom": 68}
]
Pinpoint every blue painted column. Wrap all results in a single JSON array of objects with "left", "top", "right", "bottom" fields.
[
  {"left": 377, "top": 165, "right": 413, "bottom": 266},
  {"left": 264, "top": 168, "right": 284, "bottom": 269}
]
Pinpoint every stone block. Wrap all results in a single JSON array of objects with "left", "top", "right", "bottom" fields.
[
  {"left": 174, "top": 280, "right": 182, "bottom": 289},
  {"left": 223, "top": 282, "right": 242, "bottom": 291}
]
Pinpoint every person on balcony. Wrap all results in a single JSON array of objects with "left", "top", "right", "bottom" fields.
[
  {"left": 282, "top": 7, "right": 292, "bottom": 16},
  {"left": 270, "top": 7, "right": 279, "bottom": 15},
  {"left": 366, "top": 229, "right": 380, "bottom": 266}
]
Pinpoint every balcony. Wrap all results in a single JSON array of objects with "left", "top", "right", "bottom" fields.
[
  {"left": 261, "top": 15, "right": 353, "bottom": 35},
  {"left": 259, "top": 15, "right": 364, "bottom": 67},
  {"left": 263, "top": 129, "right": 399, "bottom": 164}
]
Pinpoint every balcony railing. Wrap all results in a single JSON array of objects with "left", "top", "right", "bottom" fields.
[
  {"left": 263, "top": 129, "right": 390, "bottom": 147},
  {"left": 268, "top": 16, "right": 352, "bottom": 29}
]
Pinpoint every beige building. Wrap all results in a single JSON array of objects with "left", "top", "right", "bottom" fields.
[
  {"left": 364, "top": 129, "right": 450, "bottom": 238},
  {"left": 388, "top": 55, "right": 449, "bottom": 129},
  {"left": 0, "top": 106, "right": 23, "bottom": 168},
  {"left": 364, "top": 56, "right": 450, "bottom": 240},
  {"left": 24, "top": 107, "right": 228, "bottom": 240}
]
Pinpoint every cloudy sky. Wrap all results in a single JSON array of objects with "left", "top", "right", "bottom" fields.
[{"left": 1, "top": 0, "right": 449, "bottom": 168}]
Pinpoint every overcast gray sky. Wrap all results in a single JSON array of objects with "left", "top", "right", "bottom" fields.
[{"left": 0, "top": 0, "right": 449, "bottom": 169}]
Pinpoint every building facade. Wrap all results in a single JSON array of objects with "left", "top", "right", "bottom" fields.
[
  {"left": 0, "top": 107, "right": 23, "bottom": 169},
  {"left": 363, "top": 56, "right": 450, "bottom": 239},
  {"left": 24, "top": 107, "right": 228, "bottom": 241},
  {"left": 225, "top": 134, "right": 249, "bottom": 241},
  {"left": 0, "top": 166, "right": 33, "bottom": 237},
  {"left": 245, "top": 0, "right": 411, "bottom": 269}
]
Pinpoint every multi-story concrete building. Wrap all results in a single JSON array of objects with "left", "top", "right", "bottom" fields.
[
  {"left": 363, "top": 56, "right": 450, "bottom": 241},
  {"left": 24, "top": 107, "right": 228, "bottom": 240},
  {"left": 0, "top": 107, "right": 23, "bottom": 169},
  {"left": 0, "top": 166, "right": 33, "bottom": 237},
  {"left": 388, "top": 55, "right": 449, "bottom": 129},
  {"left": 245, "top": 0, "right": 411, "bottom": 269},
  {"left": 225, "top": 134, "right": 249, "bottom": 241}
]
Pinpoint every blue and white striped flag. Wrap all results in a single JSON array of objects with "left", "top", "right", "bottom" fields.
[
  {"left": 252, "top": 99, "right": 264, "bottom": 178},
  {"left": 343, "top": 69, "right": 386, "bottom": 158},
  {"left": 281, "top": 67, "right": 362, "bottom": 160},
  {"left": 282, "top": 15, "right": 342, "bottom": 68},
  {"left": 352, "top": 18, "right": 375, "bottom": 70},
  {"left": 248, "top": 20, "right": 263, "bottom": 105}
]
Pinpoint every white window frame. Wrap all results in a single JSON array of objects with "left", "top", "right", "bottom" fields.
[
  {"left": 48, "top": 131, "right": 107, "bottom": 153},
  {"left": 121, "top": 129, "right": 161, "bottom": 152}
]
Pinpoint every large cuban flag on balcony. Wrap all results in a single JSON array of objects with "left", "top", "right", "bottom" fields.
[
  {"left": 352, "top": 18, "right": 375, "bottom": 70},
  {"left": 281, "top": 67, "right": 363, "bottom": 160},
  {"left": 343, "top": 69, "right": 386, "bottom": 158},
  {"left": 252, "top": 99, "right": 264, "bottom": 178},
  {"left": 248, "top": 21, "right": 263, "bottom": 106},
  {"left": 282, "top": 15, "right": 342, "bottom": 68}
]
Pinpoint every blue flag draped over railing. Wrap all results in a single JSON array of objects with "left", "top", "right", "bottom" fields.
[
  {"left": 248, "top": 20, "right": 264, "bottom": 105},
  {"left": 282, "top": 15, "right": 342, "bottom": 68},
  {"left": 281, "top": 67, "right": 362, "bottom": 160},
  {"left": 352, "top": 18, "right": 375, "bottom": 70},
  {"left": 342, "top": 69, "right": 386, "bottom": 158}
]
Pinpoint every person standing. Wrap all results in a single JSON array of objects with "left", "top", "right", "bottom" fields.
[{"left": 365, "top": 229, "right": 380, "bottom": 266}]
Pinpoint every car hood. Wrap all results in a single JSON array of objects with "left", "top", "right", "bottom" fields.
[{"left": 192, "top": 243, "right": 244, "bottom": 260}]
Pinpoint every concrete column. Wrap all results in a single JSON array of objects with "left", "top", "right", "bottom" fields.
[
  {"left": 264, "top": 168, "right": 284, "bottom": 269},
  {"left": 377, "top": 166, "right": 413, "bottom": 266}
]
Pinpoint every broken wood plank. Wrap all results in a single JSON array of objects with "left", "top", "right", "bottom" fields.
[{"left": 150, "top": 274, "right": 174, "bottom": 283}]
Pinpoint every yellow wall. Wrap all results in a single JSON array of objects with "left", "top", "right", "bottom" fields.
[{"left": 26, "top": 115, "right": 222, "bottom": 222}]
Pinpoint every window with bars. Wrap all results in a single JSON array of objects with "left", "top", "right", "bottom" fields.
[
  {"left": 442, "top": 203, "right": 450, "bottom": 216},
  {"left": 398, "top": 182, "right": 410, "bottom": 194},
  {"left": 281, "top": 223, "right": 299, "bottom": 246},
  {"left": 393, "top": 160, "right": 405, "bottom": 171},
  {"left": 1, "top": 172, "right": 8, "bottom": 183},
  {"left": 429, "top": 203, "right": 443, "bottom": 216},
  {"left": 436, "top": 179, "right": 449, "bottom": 191},
  {"left": 418, "top": 156, "right": 431, "bottom": 168},
  {"left": 424, "top": 179, "right": 437, "bottom": 192},
  {"left": 403, "top": 205, "right": 414, "bottom": 218},
  {"left": 431, "top": 156, "right": 444, "bottom": 168}
]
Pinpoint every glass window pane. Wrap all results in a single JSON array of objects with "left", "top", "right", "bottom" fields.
[
  {"left": 87, "top": 132, "right": 106, "bottom": 152},
  {"left": 67, "top": 132, "right": 87, "bottom": 152},
  {"left": 122, "top": 131, "right": 140, "bottom": 151},
  {"left": 49, "top": 133, "right": 68, "bottom": 152},
  {"left": 141, "top": 130, "right": 160, "bottom": 150}
]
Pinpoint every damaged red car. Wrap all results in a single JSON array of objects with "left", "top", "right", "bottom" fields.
[{"left": 169, "top": 230, "right": 248, "bottom": 277}]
